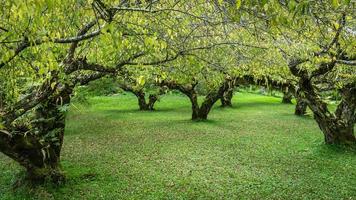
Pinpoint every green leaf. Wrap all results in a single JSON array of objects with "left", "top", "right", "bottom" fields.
[
  {"left": 236, "top": 0, "right": 242, "bottom": 9},
  {"left": 331, "top": 0, "right": 339, "bottom": 8},
  {"left": 260, "top": 0, "right": 268, "bottom": 7}
]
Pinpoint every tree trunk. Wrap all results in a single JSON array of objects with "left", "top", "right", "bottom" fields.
[
  {"left": 196, "top": 80, "right": 230, "bottom": 120},
  {"left": 0, "top": 131, "right": 66, "bottom": 185},
  {"left": 26, "top": 84, "right": 73, "bottom": 184},
  {"left": 282, "top": 91, "right": 293, "bottom": 104},
  {"left": 315, "top": 118, "right": 355, "bottom": 144},
  {"left": 198, "top": 96, "right": 217, "bottom": 120},
  {"left": 133, "top": 91, "right": 160, "bottom": 111},
  {"left": 159, "top": 80, "right": 200, "bottom": 119},
  {"left": 188, "top": 92, "right": 200, "bottom": 120},
  {"left": 135, "top": 91, "right": 149, "bottom": 110},
  {"left": 320, "top": 85, "right": 356, "bottom": 144},
  {"left": 220, "top": 89, "right": 233, "bottom": 107},
  {"left": 26, "top": 165, "right": 64, "bottom": 184},
  {"left": 148, "top": 94, "right": 158, "bottom": 110},
  {"left": 295, "top": 98, "right": 307, "bottom": 116},
  {"left": 0, "top": 81, "right": 74, "bottom": 185},
  {"left": 161, "top": 80, "right": 228, "bottom": 121}
]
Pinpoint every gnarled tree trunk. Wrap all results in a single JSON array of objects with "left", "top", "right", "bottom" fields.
[
  {"left": 0, "top": 130, "right": 65, "bottom": 184},
  {"left": 316, "top": 85, "right": 356, "bottom": 144},
  {"left": 197, "top": 82, "right": 229, "bottom": 120},
  {"left": 135, "top": 92, "right": 161, "bottom": 111},
  {"left": 289, "top": 58, "right": 356, "bottom": 145}
]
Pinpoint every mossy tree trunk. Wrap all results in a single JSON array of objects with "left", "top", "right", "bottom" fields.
[
  {"left": 0, "top": 71, "right": 106, "bottom": 185},
  {"left": 0, "top": 80, "right": 73, "bottom": 184},
  {"left": 0, "top": 130, "right": 65, "bottom": 184}
]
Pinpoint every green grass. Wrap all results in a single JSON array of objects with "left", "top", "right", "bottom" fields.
[{"left": 1, "top": 92, "right": 355, "bottom": 200}]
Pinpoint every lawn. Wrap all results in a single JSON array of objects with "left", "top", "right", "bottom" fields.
[{"left": 0, "top": 92, "right": 355, "bottom": 200}]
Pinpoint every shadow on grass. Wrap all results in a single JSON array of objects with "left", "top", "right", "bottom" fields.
[
  {"left": 101, "top": 107, "right": 180, "bottom": 115},
  {"left": 225, "top": 101, "right": 288, "bottom": 110},
  {"left": 313, "top": 143, "right": 356, "bottom": 156}
]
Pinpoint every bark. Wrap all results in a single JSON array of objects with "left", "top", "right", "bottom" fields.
[
  {"left": 198, "top": 82, "right": 229, "bottom": 120},
  {"left": 321, "top": 85, "right": 356, "bottom": 144},
  {"left": 295, "top": 98, "right": 307, "bottom": 116},
  {"left": 220, "top": 87, "right": 234, "bottom": 107},
  {"left": 1, "top": 46, "right": 123, "bottom": 186},
  {"left": 220, "top": 78, "right": 236, "bottom": 107},
  {"left": 135, "top": 92, "right": 159, "bottom": 111},
  {"left": 148, "top": 94, "right": 158, "bottom": 110},
  {"left": 134, "top": 91, "right": 149, "bottom": 110},
  {"left": 188, "top": 91, "right": 200, "bottom": 120},
  {"left": 0, "top": 130, "right": 65, "bottom": 185},
  {"left": 282, "top": 91, "right": 293, "bottom": 104},
  {"left": 135, "top": 91, "right": 162, "bottom": 111}
]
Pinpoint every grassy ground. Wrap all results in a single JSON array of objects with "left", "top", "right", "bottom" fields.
[{"left": 0, "top": 92, "right": 355, "bottom": 200}]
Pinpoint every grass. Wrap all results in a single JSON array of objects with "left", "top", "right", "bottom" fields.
[{"left": 0, "top": 92, "right": 355, "bottom": 199}]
